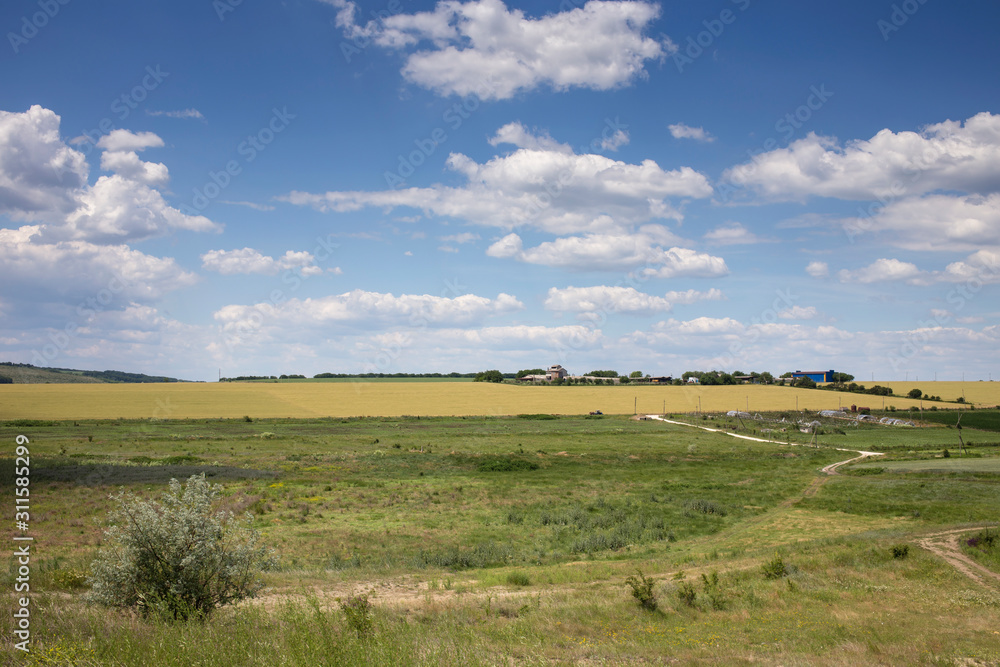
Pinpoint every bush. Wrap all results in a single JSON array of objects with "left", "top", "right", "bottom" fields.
[
  {"left": 86, "top": 474, "right": 278, "bottom": 621},
  {"left": 476, "top": 457, "right": 539, "bottom": 472},
  {"left": 625, "top": 569, "right": 658, "bottom": 611},
  {"left": 676, "top": 581, "right": 696, "bottom": 608},
  {"left": 762, "top": 554, "right": 789, "bottom": 579},
  {"left": 506, "top": 571, "right": 531, "bottom": 587},
  {"left": 683, "top": 499, "right": 727, "bottom": 516},
  {"left": 908, "top": 388, "right": 923, "bottom": 399},
  {"left": 891, "top": 544, "right": 910, "bottom": 559},
  {"left": 340, "top": 593, "right": 374, "bottom": 637}
]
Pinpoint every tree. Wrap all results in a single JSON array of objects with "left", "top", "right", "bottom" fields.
[
  {"left": 831, "top": 372, "right": 855, "bottom": 383},
  {"left": 629, "top": 371, "right": 643, "bottom": 378},
  {"left": 474, "top": 370, "right": 504, "bottom": 383},
  {"left": 87, "top": 474, "right": 278, "bottom": 621},
  {"left": 759, "top": 372, "right": 774, "bottom": 385},
  {"left": 792, "top": 376, "right": 817, "bottom": 389},
  {"left": 908, "top": 388, "right": 923, "bottom": 399},
  {"left": 587, "top": 370, "right": 619, "bottom": 378},
  {"left": 516, "top": 368, "right": 545, "bottom": 378}
]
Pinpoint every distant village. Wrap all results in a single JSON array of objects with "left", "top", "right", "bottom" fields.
[{"left": 503, "top": 365, "right": 842, "bottom": 386}]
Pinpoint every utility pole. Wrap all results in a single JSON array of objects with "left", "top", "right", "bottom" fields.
[{"left": 634, "top": 396, "right": 637, "bottom": 415}]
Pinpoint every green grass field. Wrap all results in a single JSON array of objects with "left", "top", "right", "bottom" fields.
[{"left": 2, "top": 413, "right": 999, "bottom": 665}]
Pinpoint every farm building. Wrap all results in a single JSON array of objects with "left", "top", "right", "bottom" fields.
[
  {"left": 547, "top": 365, "right": 568, "bottom": 381},
  {"left": 791, "top": 370, "right": 836, "bottom": 383}
]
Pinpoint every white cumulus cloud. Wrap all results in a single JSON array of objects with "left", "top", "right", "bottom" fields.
[
  {"left": 668, "top": 123, "right": 714, "bottom": 142},
  {"left": 724, "top": 112, "right": 1000, "bottom": 202},
  {"left": 283, "top": 123, "right": 712, "bottom": 237},
  {"left": 328, "top": 0, "right": 667, "bottom": 100}
]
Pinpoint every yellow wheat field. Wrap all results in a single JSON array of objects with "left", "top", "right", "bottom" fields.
[{"left": 2, "top": 380, "right": 997, "bottom": 420}]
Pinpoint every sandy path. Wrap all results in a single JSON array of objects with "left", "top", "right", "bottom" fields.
[
  {"left": 915, "top": 527, "right": 1000, "bottom": 589},
  {"left": 646, "top": 415, "right": 883, "bottom": 504}
]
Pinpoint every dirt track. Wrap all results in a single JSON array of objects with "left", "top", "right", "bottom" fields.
[{"left": 916, "top": 528, "right": 1000, "bottom": 589}]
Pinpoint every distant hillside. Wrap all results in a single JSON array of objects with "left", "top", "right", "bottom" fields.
[{"left": 0, "top": 362, "right": 183, "bottom": 384}]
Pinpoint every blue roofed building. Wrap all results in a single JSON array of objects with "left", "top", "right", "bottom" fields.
[{"left": 791, "top": 370, "right": 836, "bottom": 383}]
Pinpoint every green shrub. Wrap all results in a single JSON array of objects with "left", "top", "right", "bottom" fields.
[
  {"left": 339, "top": 593, "right": 374, "bottom": 637},
  {"left": 86, "top": 474, "right": 278, "bottom": 621},
  {"left": 506, "top": 571, "right": 531, "bottom": 587},
  {"left": 476, "top": 457, "right": 539, "bottom": 472},
  {"left": 683, "top": 499, "right": 727, "bottom": 516},
  {"left": 676, "top": 580, "right": 696, "bottom": 608},
  {"left": 891, "top": 544, "right": 910, "bottom": 559},
  {"left": 53, "top": 568, "right": 89, "bottom": 590},
  {"left": 701, "top": 571, "right": 725, "bottom": 610},
  {"left": 625, "top": 570, "right": 658, "bottom": 611},
  {"left": 762, "top": 554, "right": 789, "bottom": 579}
]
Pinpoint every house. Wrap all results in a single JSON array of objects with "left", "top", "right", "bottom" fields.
[
  {"left": 686, "top": 377, "right": 700, "bottom": 384},
  {"left": 547, "top": 365, "right": 568, "bottom": 381},
  {"left": 791, "top": 370, "right": 836, "bottom": 383}
]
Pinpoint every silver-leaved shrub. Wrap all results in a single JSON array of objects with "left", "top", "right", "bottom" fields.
[{"left": 86, "top": 473, "right": 278, "bottom": 621}]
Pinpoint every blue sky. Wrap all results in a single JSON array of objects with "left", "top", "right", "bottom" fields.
[{"left": 2, "top": 0, "right": 999, "bottom": 382}]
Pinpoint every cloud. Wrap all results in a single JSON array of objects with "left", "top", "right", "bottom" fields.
[
  {"left": 601, "top": 129, "right": 629, "bottom": 151},
  {"left": 668, "top": 123, "right": 714, "bottom": 142},
  {"left": 724, "top": 112, "right": 1000, "bottom": 201},
  {"left": 95, "top": 129, "right": 165, "bottom": 153},
  {"left": 488, "top": 122, "right": 569, "bottom": 152},
  {"left": 0, "top": 106, "right": 219, "bottom": 244},
  {"left": 146, "top": 109, "right": 205, "bottom": 120},
  {"left": 284, "top": 124, "right": 712, "bottom": 237},
  {"left": 778, "top": 306, "right": 818, "bottom": 320},
  {"left": 214, "top": 290, "right": 524, "bottom": 334},
  {"left": 843, "top": 193, "right": 1000, "bottom": 252},
  {"left": 936, "top": 249, "right": 1000, "bottom": 284},
  {"left": 57, "top": 175, "right": 219, "bottom": 244},
  {"left": 544, "top": 286, "right": 673, "bottom": 315},
  {"left": 221, "top": 200, "right": 276, "bottom": 211},
  {"left": 663, "top": 288, "right": 725, "bottom": 304},
  {"left": 703, "top": 222, "right": 760, "bottom": 245},
  {"left": 544, "top": 285, "right": 724, "bottom": 317},
  {"left": 440, "top": 232, "right": 480, "bottom": 244},
  {"left": 99, "top": 151, "right": 169, "bottom": 187},
  {"left": 328, "top": 0, "right": 666, "bottom": 100},
  {"left": 486, "top": 230, "right": 728, "bottom": 276},
  {"left": 837, "top": 258, "right": 922, "bottom": 284},
  {"left": 0, "top": 105, "right": 88, "bottom": 220},
  {"left": 0, "top": 225, "right": 198, "bottom": 304},
  {"left": 201, "top": 248, "right": 324, "bottom": 276},
  {"left": 806, "top": 261, "right": 829, "bottom": 278}
]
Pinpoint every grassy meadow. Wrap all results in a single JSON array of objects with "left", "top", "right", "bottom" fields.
[
  {"left": 2, "top": 407, "right": 999, "bottom": 665},
  {"left": 2, "top": 379, "right": 997, "bottom": 420}
]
